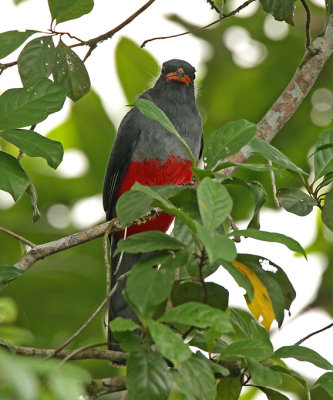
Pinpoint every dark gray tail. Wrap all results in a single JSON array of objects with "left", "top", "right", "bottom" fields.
[{"left": 108, "top": 235, "right": 141, "bottom": 351}]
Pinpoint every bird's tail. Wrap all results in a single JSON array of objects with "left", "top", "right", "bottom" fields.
[{"left": 108, "top": 235, "right": 141, "bottom": 351}]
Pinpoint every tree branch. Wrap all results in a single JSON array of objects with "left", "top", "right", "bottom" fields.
[
  {"left": 294, "top": 322, "right": 333, "bottom": 346},
  {"left": 227, "top": 15, "right": 333, "bottom": 167},
  {"left": 0, "top": 226, "right": 35, "bottom": 248},
  {"left": 86, "top": 376, "right": 126, "bottom": 399},
  {"left": 0, "top": 209, "right": 160, "bottom": 291},
  {"left": 6, "top": 344, "right": 127, "bottom": 363}
]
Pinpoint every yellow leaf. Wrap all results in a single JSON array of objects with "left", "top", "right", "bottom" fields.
[{"left": 232, "top": 260, "right": 275, "bottom": 331}]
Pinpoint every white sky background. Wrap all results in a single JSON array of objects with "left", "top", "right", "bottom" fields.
[{"left": 1, "top": 0, "right": 332, "bottom": 398}]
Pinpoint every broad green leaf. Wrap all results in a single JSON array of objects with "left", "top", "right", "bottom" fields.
[
  {"left": 314, "top": 130, "right": 333, "bottom": 180},
  {"left": 247, "top": 358, "right": 282, "bottom": 386},
  {"left": 247, "top": 181, "right": 267, "bottom": 229},
  {"left": 250, "top": 137, "right": 307, "bottom": 175},
  {"left": 277, "top": 187, "right": 316, "bottom": 216},
  {"left": 133, "top": 98, "right": 196, "bottom": 165},
  {"left": 53, "top": 40, "right": 90, "bottom": 101},
  {"left": 322, "top": 188, "right": 333, "bottom": 232},
  {"left": 160, "top": 302, "right": 233, "bottom": 333},
  {"left": 0, "top": 79, "right": 66, "bottom": 130},
  {"left": 214, "top": 161, "right": 280, "bottom": 173},
  {"left": 127, "top": 348, "right": 171, "bottom": 400},
  {"left": 0, "top": 151, "right": 30, "bottom": 201},
  {"left": 0, "top": 266, "right": 22, "bottom": 283},
  {"left": 258, "top": 387, "right": 289, "bottom": 400},
  {"left": 116, "top": 37, "right": 159, "bottom": 103},
  {"left": 172, "top": 355, "right": 216, "bottom": 400},
  {"left": 0, "top": 129, "right": 63, "bottom": 168},
  {"left": 196, "top": 223, "right": 237, "bottom": 263},
  {"left": 188, "top": 331, "right": 228, "bottom": 353},
  {"left": 18, "top": 36, "right": 56, "bottom": 86},
  {"left": 48, "top": 0, "right": 94, "bottom": 23},
  {"left": 216, "top": 377, "right": 242, "bottom": 400},
  {"left": 115, "top": 231, "right": 185, "bottom": 254},
  {"left": 204, "top": 119, "right": 257, "bottom": 169},
  {"left": 147, "top": 320, "right": 192, "bottom": 365},
  {"left": 313, "top": 372, "right": 333, "bottom": 397},
  {"left": 311, "top": 385, "right": 332, "bottom": 400},
  {"left": 228, "top": 228, "right": 306, "bottom": 257},
  {"left": 273, "top": 346, "right": 333, "bottom": 370},
  {"left": 125, "top": 255, "right": 175, "bottom": 318},
  {"left": 171, "top": 281, "right": 229, "bottom": 311},
  {"left": 197, "top": 177, "right": 232, "bottom": 230},
  {"left": 0, "top": 30, "right": 37, "bottom": 59},
  {"left": 109, "top": 317, "right": 140, "bottom": 332},
  {"left": 0, "top": 297, "right": 18, "bottom": 324},
  {"left": 219, "top": 339, "right": 273, "bottom": 361},
  {"left": 259, "top": 0, "right": 296, "bottom": 24}
]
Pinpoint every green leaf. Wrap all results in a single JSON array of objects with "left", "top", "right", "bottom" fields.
[
  {"left": 219, "top": 339, "right": 273, "bottom": 361},
  {"left": 277, "top": 187, "right": 316, "bottom": 216},
  {"left": 197, "top": 178, "right": 233, "bottom": 230},
  {"left": 116, "top": 37, "right": 159, "bottom": 103},
  {"left": 215, "top": 161, "right": 281, "bottom": 173},
  {"left": 247, "top": 358, "right": 282, "bottom": 386},
  {"left": 258, "top": 387, "right": 290, "bottom": 400},
  {"left": 109, "top": 317, "right": 140, "bottom": 332},
  {"left": 171, "top": 281, "right": 229, "bottom": 311},
  {"left": 0, "top": 30, "right": 37, "bottom": 60},
  {"left": 228, "top": 228, "right": 306, "bottom": 258},
  {"left": 0, "top": 266, "right": 22, "bottom": 283},
  {"left": 133, "top": 97, "right": 196, "bottom": 165},
  {"left": 313, "top": 372, "right": 333, "bottom": 398},
  {"left": 26, "top": 183, "right": 40, "bottom": 223},
  {"left": 160, "top": 302, "right": 233, "bottom": 333},
  {"left": 18, "top": 36, "right": 56, "bottom": 86},
  {"left": 125, "top": 254, "right": 175, "bottom": 318},
  {"left": 127, "top": 348, "right": 171, "bottom": 400},
  {"left": 314, "top": 130, "right": 333, "bottom": 180},
  {"left": 259, "top": 0, "right": 296, "bottom": 25},
  {"left": 221, "top": 261, "right": 254, "bottom": 301},
  {"left": 322, "top": 188, "right": 333, "bottom": 232},
  {"left": 0, "top": 129, "right": 63, "bottom": 168},
  {"left": 147, "top": 320, "right": 192, "bottom": 365},
  {"left": 172, "top": 355, "right": 216, "bottom": 400},
  {"left": 0, "top": 79, "right": 66, "bottom": 130},
  {"left": 196, "top": 223, "right": 237, "bottom": 263},
  {"left": 115, "top": 231, "right": 185, "bottom": 254},
  {"left": 48, "top": 0, "right": 94, "bottom": 23},
  {"left": 273, "top": 346, "right": 333, "bottom": 370},
  {"left": 0, "top": 297, "right": 18, "bottom": 324},
  {"left": 247, "top": 181, "right": 267, "bottom": 229},
  {"left": 53, "top": 40, "right": 90, "bottom": 101},
  {"left": 216, "top": 377, "right": 242, "bottom": 400},
  {"left": 0, "top": 151, "right": 30, "bottom": 201},
  {"left": 204, "top": 119, "right": 257, "bottom": 169},
  {"left": 250, "top": 137, "right": 307, "bottom": 175}
]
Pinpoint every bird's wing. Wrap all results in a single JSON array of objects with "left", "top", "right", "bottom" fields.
[{"left": 103, "top": 108, "right": 142, "bottom": 221}]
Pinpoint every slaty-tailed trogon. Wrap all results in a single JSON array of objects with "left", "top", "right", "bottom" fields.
[{"left": 103, "top": 59, "right": 203, "bottom": 349}]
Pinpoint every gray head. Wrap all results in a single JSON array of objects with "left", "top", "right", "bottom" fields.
[{"left": 154, "top": 59, "right": 196, "bottom": 89}]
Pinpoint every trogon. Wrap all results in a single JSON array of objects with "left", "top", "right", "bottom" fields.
[{"left": 103, "top": 59, "right": 203, "bottom": 349}]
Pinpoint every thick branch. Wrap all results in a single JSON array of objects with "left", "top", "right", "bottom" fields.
[
  {"left": 229, "top": 16, "right": 333, "bottom": 165},
  {"left": 8, "top": 345, "right": 127, "bottom": 363},
  {"left": 0, "top": 210, "right": 160, "bottom": 291},
  {"left": 86, "top": 376, "right": 126, "bottom": 398}
]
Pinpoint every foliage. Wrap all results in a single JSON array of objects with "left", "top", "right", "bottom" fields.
[{"left": 0, "top": 0, "right": 332, "bottom": 399}]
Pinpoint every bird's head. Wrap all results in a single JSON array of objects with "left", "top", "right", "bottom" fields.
[{"left": 156, "top": 59, "right": 196, "bottom": 87}]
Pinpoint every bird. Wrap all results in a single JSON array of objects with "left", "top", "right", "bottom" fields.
[{"left": 103, "top": 59, "right": 203, "bottom": 349}]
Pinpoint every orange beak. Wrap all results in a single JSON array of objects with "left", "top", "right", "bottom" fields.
[{"left": 166, "top": 67, "right": 191, "bottom": 85}]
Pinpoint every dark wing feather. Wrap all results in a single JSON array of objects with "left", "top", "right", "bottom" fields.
[{"left": 103, "top": 108, "right": 142, "bottom": 221}]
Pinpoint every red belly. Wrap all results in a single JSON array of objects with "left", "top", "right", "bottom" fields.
[{"left": 116, "top": 156, "right": 193, "bottom": 237}]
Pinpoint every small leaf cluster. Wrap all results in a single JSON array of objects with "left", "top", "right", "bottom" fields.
[
  {"left": 109, "top": 99, "right": 333, "bottom": 400},
  {"left": 0, "top": 0, "right": 92, "bottom": 212}
]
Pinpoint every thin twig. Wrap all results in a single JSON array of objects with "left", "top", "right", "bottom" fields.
[
  {"left": 300, "top": 0, "right": 312, "bottom": 51},
  {"left": 0, "top": 226, "right": 36, "bottom": 248},
  {"left": 205, "top": 0, "right": 220, "bottom": 13},
  {"left": 141, "top": 0, "right": 255, "bottom": 47},
  {"left": 114, "top": 227, "right": 127, "bottom": 275},
  {"left": 71, "top": 0, "right": 156, "bottom": 61},
  {"left": 268, "top": 160, "right": 280, "bottom": 208},
  {"left": 294, "top": 322, "right": 333, "bottom": 346},
  {"left": 53, "top": 271, "right": 130, "bottom": 356},
  {"left": 0, "top": 61, "right": 17, "bottom": 75}
]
